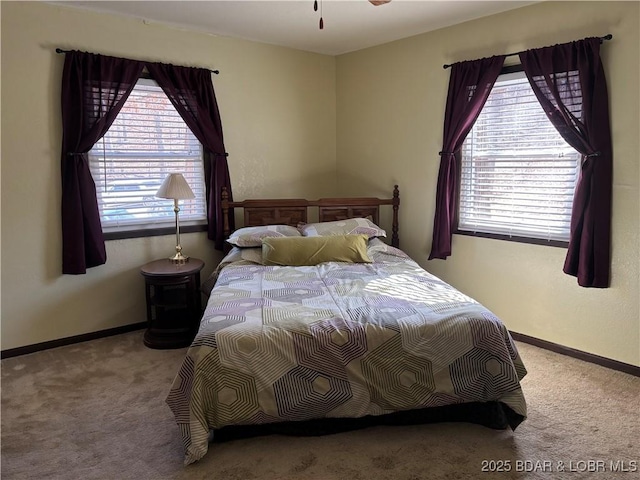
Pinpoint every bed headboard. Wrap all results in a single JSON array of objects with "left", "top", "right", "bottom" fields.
[{"left": 221, "top": 185, "right": 400, "bottom": 247}]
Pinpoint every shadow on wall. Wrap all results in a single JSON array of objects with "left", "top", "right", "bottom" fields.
[{"left": 231, "top": 169, "right": 338, "bottom": 201}]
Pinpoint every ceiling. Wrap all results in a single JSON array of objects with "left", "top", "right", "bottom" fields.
[{"left": 51, "top": 0, "right": 536, "bottom": 56}]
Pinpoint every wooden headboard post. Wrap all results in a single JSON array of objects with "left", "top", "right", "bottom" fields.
[
  {"left": 220, "top": 186, "right": 401, "bottom": 248},
  {"left": 391, "top": 184, "right": 400, "bottom": 248},
  {"left": 221, "top": 186, "right": 231, "bottom": 240}
]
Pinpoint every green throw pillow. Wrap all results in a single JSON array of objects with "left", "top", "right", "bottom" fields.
[{"left": 262, "top": 234, "right": 372, "bottom": 266}]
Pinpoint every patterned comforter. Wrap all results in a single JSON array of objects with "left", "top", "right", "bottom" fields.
[{"left": 167, "top": 240, "right": 527, "bottom": 465}]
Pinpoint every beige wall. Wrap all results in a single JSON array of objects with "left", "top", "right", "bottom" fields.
[
  {"left": 0, "top": 2, "right": 336, "bottom": 349},
  {"left": 336, "top": 1, "right": 640, "bottom": 366},
  {"left": 2, "top": 1, "right": 638, "bottom": 368}
]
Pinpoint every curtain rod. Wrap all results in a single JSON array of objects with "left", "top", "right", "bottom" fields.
[
  {"left": 55, "top": 48, "right": 219, "bottom": 74},
  {"left": 442, "top": 34, "right": 613, "bottom": 69}
]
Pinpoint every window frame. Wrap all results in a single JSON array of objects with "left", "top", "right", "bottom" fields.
[
  {"left": 90, "top": 74, "right": 208, "bottom": 241},
  {"left": 454, "top": 64, "right": 574, "bottom": 249},
  {"left": 103, "top": 223, "right": 207, "bottom": 241}
]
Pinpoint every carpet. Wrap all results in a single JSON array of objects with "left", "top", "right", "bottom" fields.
[{"left": 1, "top": 330, "right": 638, "bottom": 479}]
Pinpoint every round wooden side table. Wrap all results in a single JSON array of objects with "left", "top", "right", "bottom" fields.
[{"left": 140, "top": 258, "right": 205, "bottom": 349}]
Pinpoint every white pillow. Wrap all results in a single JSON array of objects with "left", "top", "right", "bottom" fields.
[
  {"left": 299, "top": 218, "right": 386, "bottom": 239},
  {"left": 227, "top": 225, "right": 301, "bottom": 247}
]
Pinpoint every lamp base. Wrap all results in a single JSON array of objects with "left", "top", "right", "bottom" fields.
[{"left": 169, "top": 252, "right": 190, "bottom": 264}]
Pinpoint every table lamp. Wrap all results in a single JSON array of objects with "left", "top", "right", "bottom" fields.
[{"left": 156, "top": 173, "right": 195, "bottom": 264}]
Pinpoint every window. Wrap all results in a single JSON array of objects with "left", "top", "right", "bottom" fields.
[
  {"left": 459, "top": 70, "right": 580, "bottom": 244},
  {"left": 89, "top": 78, "right": 206, "bottom": 235}
]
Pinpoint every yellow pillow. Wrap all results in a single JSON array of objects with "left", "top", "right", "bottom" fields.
[{"left": 262, "top": 234, "right": 372, "bottom": 266}]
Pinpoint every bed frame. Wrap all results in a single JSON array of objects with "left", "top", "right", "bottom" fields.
[{"left": 221, "top": 185, "right": 400, "bottom": 247}]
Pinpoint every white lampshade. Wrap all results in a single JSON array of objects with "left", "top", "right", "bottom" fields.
[{"left": 156, "top": 173, "right": 195, "bottom": 200}]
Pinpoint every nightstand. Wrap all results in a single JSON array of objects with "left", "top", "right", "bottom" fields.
[{"left": 140, "top": 258, "right": 205, "bottom": 349}]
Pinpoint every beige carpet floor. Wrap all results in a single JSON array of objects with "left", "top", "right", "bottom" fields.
[{"left": 1, "top": 330, "right": 638, "bottom": 480}]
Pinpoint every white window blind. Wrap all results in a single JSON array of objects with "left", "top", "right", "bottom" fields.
[
  {"left": 89, "top": 78, "right": 206, "bottom": 232},
  {"left": 460, "top": 71, "right": 581, "bottom": 243}
]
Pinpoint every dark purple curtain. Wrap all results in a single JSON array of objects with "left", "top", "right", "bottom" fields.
[
  {"left": 146, "top": 63, "right": 233, "bottom": 250},
  {"left": 429, "top": 56, "right": 506, "bottom": 260},
  {"left": 519, "top": 38, "right": 612, "bottom": 287},
  {"left": 61, "top": 51, "right": 144, "bottom": 274}
]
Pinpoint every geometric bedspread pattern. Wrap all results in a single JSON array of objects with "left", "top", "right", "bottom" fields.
[{"left": 166, "top": 240, "right": 528, "bottom": 465}]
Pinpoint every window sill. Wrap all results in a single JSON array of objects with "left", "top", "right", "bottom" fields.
[
  {"left": 454, "top": 230, "right": 568, "bottom": 248},
  {"left": 104, "top": 223, "right": 207, "bottom": 241}
]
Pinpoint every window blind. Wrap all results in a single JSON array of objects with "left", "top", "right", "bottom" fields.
[
  {"left": 89, "top": 78, "right": 206, "bottom": 231},
  {"left": 460, "top": 71, "right": 581, "bottom": 242}
]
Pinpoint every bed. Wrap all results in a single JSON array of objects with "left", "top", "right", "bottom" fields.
[{"left": 166, "top": 186, "right": 527, "bottom": 465}]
